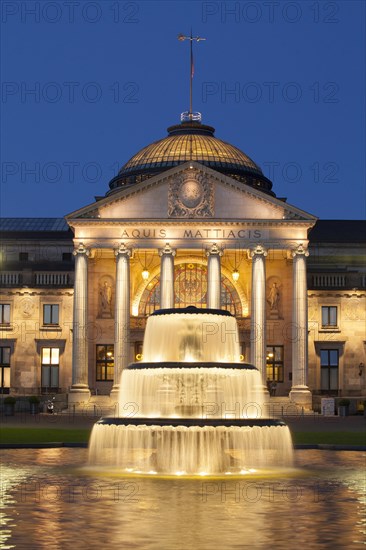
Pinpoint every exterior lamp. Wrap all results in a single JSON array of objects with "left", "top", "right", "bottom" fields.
[
  {"left": 142, "top": 268, "right": 150, "bottom": 281},
  {"left": 232, "top": 269, "right": 240, "bottom": 282}
]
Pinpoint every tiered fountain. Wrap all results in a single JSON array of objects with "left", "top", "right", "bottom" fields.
[{"left": 88, "top": 306, "right": 293, "bottom": 475}]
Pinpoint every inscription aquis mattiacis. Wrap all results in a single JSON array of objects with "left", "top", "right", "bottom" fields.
[{"left": 119, "top": 228, "right": 263, "bottom": 239}]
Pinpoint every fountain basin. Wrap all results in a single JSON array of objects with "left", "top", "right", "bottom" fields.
[
  {"left": 88, "top": 418, "right": 294, "bottom": 474},
  {"left": 96, "top": 417, "right": 286, "bottom": 427}
]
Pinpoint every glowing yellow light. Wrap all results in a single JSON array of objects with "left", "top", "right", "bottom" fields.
[
  {"left": 135, "top": 353, "right": 143, "bottom": 361},
  {"left": 232, "top": 269, "right": 240, "bottom": 282},
  {"left": 142, "top": 268, "right": 149, "bottom": 280},
  {"left": 239, "top": 354, "right": 244, "bottom": 361}
]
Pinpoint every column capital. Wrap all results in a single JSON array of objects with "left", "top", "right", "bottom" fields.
[
  {"left": 206, "top": 242, "right": 223, "bottom": 257},
  {"left": 291, "top": 243, "right": 309, "bottom": 258},
  {"left": 159, "top": 243, "right": 176, "bottom": 257},
  {"left": 248, "top": 244, "right": 267, "bottom": 259},
  {"left": 73, "top": 242, "right": 90, "bottom": 257},
  {"left": 114, "top": 242, "right": 131, "bottom": 258}
]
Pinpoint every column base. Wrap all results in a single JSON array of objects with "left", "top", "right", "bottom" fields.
[
  {"left": 68, "top": 385, "right": 91, "bottom": 406},
  {"left": 289, "top": 385, "right": 312, "bottom": 410}
]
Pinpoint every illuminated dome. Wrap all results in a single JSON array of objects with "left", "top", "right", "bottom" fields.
[{"left": 108, "top": 120, "right": 274, "bottom": 196}]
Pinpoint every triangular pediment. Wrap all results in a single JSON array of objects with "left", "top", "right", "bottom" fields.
[{"left": 66, "top": 162, "right": 316, "bottom": 224}]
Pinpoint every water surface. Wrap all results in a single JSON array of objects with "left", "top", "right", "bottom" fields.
[{"left": 1, "top": 449, "right": 365, "bottom": 549}]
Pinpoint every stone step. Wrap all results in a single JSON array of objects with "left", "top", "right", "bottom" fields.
[{"left": 264, "top": 403, "right": 318, "bottom": 416}]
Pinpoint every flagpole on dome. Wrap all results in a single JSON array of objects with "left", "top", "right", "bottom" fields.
[{"left": 178, "top": 31, "right": 206, "bottom": 122}]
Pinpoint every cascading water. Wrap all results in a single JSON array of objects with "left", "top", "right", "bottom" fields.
[{"left": 88, "top": 306, "right": 294, "bottom": 474}]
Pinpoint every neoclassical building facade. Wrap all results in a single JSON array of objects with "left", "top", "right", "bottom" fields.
[{"left": 1, "top": 119, "right": 365, "bottom": 408}]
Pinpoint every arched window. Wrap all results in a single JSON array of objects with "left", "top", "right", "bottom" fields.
[{"left": 139, "top": 263, "right": 241, "bottom": 316}]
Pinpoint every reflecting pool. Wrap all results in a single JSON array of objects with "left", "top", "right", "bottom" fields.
[{"left": 1, "top": 449, "right": 365, "bottom": 549}]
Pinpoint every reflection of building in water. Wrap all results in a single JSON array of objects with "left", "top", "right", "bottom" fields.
[{"left": 0, "top": 119, "right": 365, "bottom": 406}]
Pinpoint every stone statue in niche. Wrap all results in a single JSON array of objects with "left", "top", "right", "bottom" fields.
[
  {"left": 267, "top": 279, "right": 281, "bottom": 319},
  {"left": 268, "top": 282, "right": 280, "bottom": 311},
  {"left": 99, "top": 279, "right": 113, "bottom": 318}
]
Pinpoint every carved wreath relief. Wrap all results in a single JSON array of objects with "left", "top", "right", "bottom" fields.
[{"left": 168, "top": 171, "right": 214, "bottom": 218}]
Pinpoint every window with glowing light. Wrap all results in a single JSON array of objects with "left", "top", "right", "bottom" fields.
[
  {"left": 139, "top": 263, "right": 241, "bottom": 316},
  {"left": 0, "top": 346, "right": 11, "bottom": 394},
  {"left": 41, "top": 347, "right": 60, "bottom": 390},
  {"left": 96, "top": 345, "right": 114, "bottom": 381},
  {"left": 266, "top": 346, "right": 284, "bottom": 382}
]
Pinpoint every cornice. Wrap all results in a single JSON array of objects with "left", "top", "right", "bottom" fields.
[{"left": 68, "top": 218, "right": 316, "bottom": 228}]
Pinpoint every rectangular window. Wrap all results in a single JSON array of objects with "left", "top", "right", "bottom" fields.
[
  {"left": 43, "top": 304, "right": 59, "bottom": 325},
  {"left": 0, "top": 304, "right": 10, "bottom": 324},
  {"left": 96, "top": 345, "right": 114, "bottom": 381},
  {"left": 41, "top": 347, "right": 60, "bottom": 389},
  {"left": 321, "top": 306, "right": 337, "bottom": 327},
  {"left": 19, "top": 252, "right": 29, "bottom": 261},
  {"left": 0, "top": 346, "right": 11, "bottom": 393},
  {"left": 62, "top": 252, "right": 72, "bottom": 261},
  {"left": 266, "top": 346, "right": 284, "bottom": 383},
  {"left": 320, "top": 349, "right": 339, "bottom": 392}
]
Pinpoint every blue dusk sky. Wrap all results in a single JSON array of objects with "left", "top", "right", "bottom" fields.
[{"left": 1, "top": 0, "right": 365, "bottom": 220}]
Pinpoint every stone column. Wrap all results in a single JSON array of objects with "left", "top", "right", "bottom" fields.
[
  {"left": 111, "top": 243, "right": 131, "bottom": 401},
  {"left": 206, "top": 243, "right": 223, "bottom": 309},
  {"left": 159, "top": 243, "right": 176, "bottom": 309},
  {"left": 69, "top": 243, "right": 90, "bottom": 404},
  {"left": 289, "top": 244, "right": 312, "bottom": 408},
  {"left": 249, "top": 245, "right": 267, "bottom": 386}
]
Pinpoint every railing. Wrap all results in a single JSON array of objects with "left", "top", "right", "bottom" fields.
[
  {"left": 0, "top": 272, "right": 21, "bottom": 285},
  {"left": 311, "top": 274, "right": 346, "bottom": 288},
  {"left": 35, "top": 272, "right": 69, "bottom": 286}
]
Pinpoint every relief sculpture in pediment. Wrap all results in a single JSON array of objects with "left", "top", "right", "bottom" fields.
[{"left": 168, "top": 171, "right": 214, "bottom": 218}]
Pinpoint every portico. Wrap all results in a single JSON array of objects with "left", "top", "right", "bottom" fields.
[{"left": 66, "top": 160, "right": 316, "bottom": 408}]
